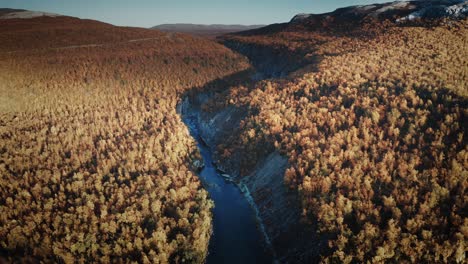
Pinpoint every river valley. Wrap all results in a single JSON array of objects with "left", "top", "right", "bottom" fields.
[{"left": 182, "top": 114, "right": 273, "bottom": 264}]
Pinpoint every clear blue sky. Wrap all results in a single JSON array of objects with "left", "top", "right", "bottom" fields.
[{"left": 1, "top": 0, "right": 392, "bottom": 27}]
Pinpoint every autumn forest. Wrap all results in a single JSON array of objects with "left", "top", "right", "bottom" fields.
[{"left": 0, "top": 1, "right": 467, "bottom": 264}]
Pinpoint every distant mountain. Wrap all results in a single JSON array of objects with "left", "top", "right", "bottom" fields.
[{"left": 152, "top": 23, "right": 265, "bottom": 38}]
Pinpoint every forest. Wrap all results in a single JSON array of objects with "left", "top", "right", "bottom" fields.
[
  {"left": 0, "top": 16, "right": 249, "bottom": 263},
  {"left": 0, "top": 7, "right": 467, "bottom": 264},
  {"left": 213, "top": 17, "right": 468, "bottom": 263}
]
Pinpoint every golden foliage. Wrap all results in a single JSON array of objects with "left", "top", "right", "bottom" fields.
[
  {"left": 0, "top": 17, "right": 249, "bottom": 263},
  {"left": 218, "top": 19, "right": 467, "bottom": 262}
]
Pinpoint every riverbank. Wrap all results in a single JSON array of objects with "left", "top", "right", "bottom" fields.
[{"left": 181, "top": 113, "right": 274, "bottom": 264}]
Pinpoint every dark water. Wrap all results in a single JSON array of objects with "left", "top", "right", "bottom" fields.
[{"left": 183, "top": 115, "right": 273, "bottom": 264}]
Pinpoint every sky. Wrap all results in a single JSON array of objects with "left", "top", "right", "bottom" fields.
[{"left": 1, "top": 0, "right": 392, "bottom": 27}]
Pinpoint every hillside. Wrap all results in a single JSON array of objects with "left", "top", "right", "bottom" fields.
[
  {"left": 0, "top": 14, "right": 250, "bottom": 263},
  {"left": 221, "top": 0, "right": 468, "bottom": 79},
  {"left": 184, "top": 0, "right": 467, "bottom": 262},
  {"left": 152, "top": 24, "right": 264, "bottom": 38},
  {"left": 1, "top": 1, "right": 467, "bottom": 263},
  {"left": 0, "top": 16, "right": 168, "bottom": 52}
]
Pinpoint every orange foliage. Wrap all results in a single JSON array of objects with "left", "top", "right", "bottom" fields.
[
  {"left": 0, "top": 17, "right": 249, "bottom": 263},
  {"left": 217, "top": 18, "right": 467, "bottom": 263}
]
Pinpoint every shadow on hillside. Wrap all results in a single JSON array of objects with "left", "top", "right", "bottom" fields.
[
  {"left": 179, "top": 69, "right": 330, "bottom": 263},
  {"left": 221, "top": 41, "right": 323, "bottom": 79}
]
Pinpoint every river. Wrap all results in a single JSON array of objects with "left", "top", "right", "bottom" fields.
[{"left": 183, "top": 115, "right": 273, "bottom": 264}]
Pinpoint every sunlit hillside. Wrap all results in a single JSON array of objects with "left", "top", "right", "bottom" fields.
[
  {"left": 0, "top": 15, "right": 249, "bottom": 263},
  {"left": 1, "top": 1, "right": 467, "bottom": 263},
  {"left": 216, "top": 13, "right": 468, "bottom": 264}
]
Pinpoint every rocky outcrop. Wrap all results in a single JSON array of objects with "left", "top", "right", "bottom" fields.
[
  {"left": 241, "top": 152, "right": 325, "bottom": 263},
  {"left": 0, "top": 10, "right": 62, "bottom": 19},
  {"left": 178, "top": 95, "right": 247, "bottom": 147},
  {"left": 397, "top": 1, "right": 468, "bottom": 22},
  {"left": 289, "top": 0, "right": 468, "bottom": 24}
]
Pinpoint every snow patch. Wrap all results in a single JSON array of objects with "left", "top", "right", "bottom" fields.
[
  {"left": 397, "top": 1, "right": 468, "bottom": 22},
  {"left": 446, "top": 2, "right": 468, "bottom": 17},
  {"left": 0, "top": 11, "right": 62, "bottom": 19},
  {"left": 372, "top": 1, "right": 414, "bottom": 15},
  {"left": 290, "top": 13, "right": 313, "bottom": 22},
  {"left": 355, "top": 5, "right": 378, "bottom": 12}
]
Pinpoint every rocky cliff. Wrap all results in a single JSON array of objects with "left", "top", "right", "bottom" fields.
[{"left": 177, "top": 56, "right": 326, "bottom": 263}]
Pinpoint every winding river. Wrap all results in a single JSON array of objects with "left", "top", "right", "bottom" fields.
[{"left": 183, "top": 115, "right": 273, "bottom": 264}]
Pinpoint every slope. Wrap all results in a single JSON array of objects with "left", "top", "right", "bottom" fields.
[
  {"left": 185, "top": 1, "right": 468, "bottom": 262},
  {"left": 152, "top": 24, "right": 265, "bottom": 38},
  {"left": 0, "top": 13, "right": 250, "bottom": 263}
]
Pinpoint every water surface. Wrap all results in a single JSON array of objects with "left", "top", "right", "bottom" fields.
[{"left": 183, "top": 115, "right": 272, "bottom": 264}]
